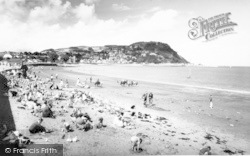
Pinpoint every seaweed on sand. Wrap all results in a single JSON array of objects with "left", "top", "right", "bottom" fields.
[
  {"left": 223, "top": 149, "right": 235, "bottom": 155},
  {"left": 204, "top": 133, "right": 213, "bottom": 141},
  {"left": 179, "top": 138, "right": 190, "bottom": 140}
]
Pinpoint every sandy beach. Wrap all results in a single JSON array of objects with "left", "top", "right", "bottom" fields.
[
  {"left": 1, "top": 64, "right": 249, "bottom": 155},
  {"left": 1, "top": 0, "right": 250, "bottom": 155}
]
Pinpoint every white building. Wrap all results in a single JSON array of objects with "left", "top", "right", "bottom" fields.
[{"left": 3, "top": 53, "right": 13, "bottom": 59}]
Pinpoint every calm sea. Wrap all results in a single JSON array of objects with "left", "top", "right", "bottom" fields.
[{"left": 79, "top": 65, "right": 250, "bottom": 94}]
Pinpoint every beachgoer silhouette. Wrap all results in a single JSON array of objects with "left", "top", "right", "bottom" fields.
[
  {"left": 209, "top": 95, "right": 213, "bottom": 109},
  {"left": 29, "top": 118, "right": 46, "bottom": 134},
  {"left": 20, "top": 62, "right": 28, "bottom": 79},
  {"left": 142, "top": 93, "right": 148, "bottom": 107},
  {"left": 149, "top": 92, "right": 153, "bottom": 105}
]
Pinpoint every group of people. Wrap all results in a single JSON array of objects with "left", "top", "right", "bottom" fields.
[
  {"left": 76, "top": 77, "right": 102, "bottom": 88},
  {"left": 118, "top": 80, "right": 138, "bottom": 87},
  {"left": 76, "top": 78, "right": 90, "bottom": 88},
  {"left": 142, "top": 93, "right": 213, "bottom": 109},
  {"left": 0, "top": 65, "right": 111, "bottom": 148},
  {"left": 48, "top": 74, "right": 69, "bottom": 90}
]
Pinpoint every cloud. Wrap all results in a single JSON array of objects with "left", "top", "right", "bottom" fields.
[
  {"left": 147, "top": 7, "right": 161, "bottom": 13},
  {"left": 0, "top": 0, "right": 179, "bottom": 52},
  {"left": 84, "top": 0, "right": 100, "bottom": 5},
  {"left": 73, "top": 3, "right": 95, "bottom": 22},
  {"left": 112, "top": 3, "right": 131, "bottom": 11},
  {"left": 135, "top": 9, "right": 178, "bottom": 31},
  {"left": 29, "top": 1, "right": 72, "bottom": 25}
]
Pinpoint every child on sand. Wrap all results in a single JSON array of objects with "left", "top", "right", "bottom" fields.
[
  {"left": 29, "top": 118, "right": 51, "bottom": 134},
  {"left": 199, "top": 146, "right": 212, "bottom": 155},
  {"left": 62, "top": 119, "right": 73, "bottom": 132},
  {"left": 59, "top": 79, "right": 64, "bottom": 89},
  {"left": 95, "top": 117, "right": 107, "bottom": 129},
  {"left": 131, "top": 135, "right": 142, "bottom": 152},
  {"left": 42, "top": 105, "right": 54, "bottom": 118}
]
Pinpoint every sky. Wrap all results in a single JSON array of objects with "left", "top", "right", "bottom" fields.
[{"left": 0, "top": 0, "right": 250, "bottom": 66}]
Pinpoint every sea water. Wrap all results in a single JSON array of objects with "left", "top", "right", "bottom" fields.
[{"left": 78, "top": 64, "right": 250, "bottom": 94}]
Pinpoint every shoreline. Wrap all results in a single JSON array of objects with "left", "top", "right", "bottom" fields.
[
  {"left": 38, "top": 66, "right": 250, "bottom": 154},
  {"left": 63, "top": 63, "right": 250, "bottom": 68}
]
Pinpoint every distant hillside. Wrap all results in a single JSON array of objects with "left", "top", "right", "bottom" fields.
[
  {"left": 129, "top": 41, "right": 188, "bottom": 63},
  {"left": 40, "top": 41, "right": 189, "bottom": 64}
]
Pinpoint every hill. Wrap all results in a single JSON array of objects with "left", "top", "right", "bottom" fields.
[{"left": 40, "top": 41, "right": 188, "bottom": 64}]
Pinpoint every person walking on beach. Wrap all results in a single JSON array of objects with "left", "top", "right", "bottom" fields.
[
  {"left": 209, "top": 95, "right": 213, "bottom": 109},
  {"left": 148, "top": 92, "right": 153, "bottom": 105},
  {"left": 94, "top": 79, "right": 101, "bottom": 87},
  {"left": 20, "top": 62, "right": 28, "bottom": 79},
  {"left": 50, "top": 74, "right": 54, "bottom": 81},
  {"left": 59, "top": 79, "right": 64, "bottom": 89},
  {"left": 142, "top": 93, "right": 148, "bottom": 107},
  {"left": 66, "top": 79, "right": 69, "bottom": 88},
  {"left": 76, "top": 78, "right": 80, "bottom": 86}
]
